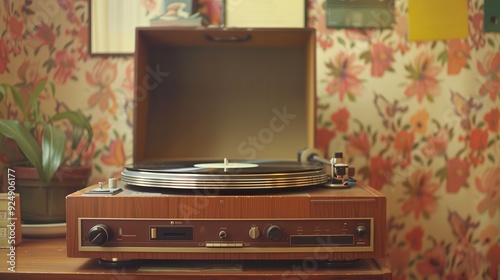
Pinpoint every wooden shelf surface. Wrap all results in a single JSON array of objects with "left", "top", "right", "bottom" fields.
[{"left": 1, "top": 238, "right": 391, "bottom": 279}]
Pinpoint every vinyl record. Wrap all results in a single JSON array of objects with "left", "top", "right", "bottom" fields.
[
  {"left": 125, "top": 159, "right": 323, "bottom": 174},
  {"left": 121, "top": 159, "right": 329, "bottom": 190}
]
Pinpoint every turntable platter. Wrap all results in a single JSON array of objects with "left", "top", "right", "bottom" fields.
[{"left": 121, "top": 159, "right": 329, "bottom": 190}]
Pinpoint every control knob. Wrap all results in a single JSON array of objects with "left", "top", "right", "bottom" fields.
[
  {"left": 248, "top": 226, "right": 260, "bottom": 239},
  {"left": 88, "top": 224, "right": 111, "bottom": 246},
  {"left": 356, "top": 225, "right": 367, "bottom": 237},
  {"left": 266, "top": 225, "right": 282, "bottom": 241}
]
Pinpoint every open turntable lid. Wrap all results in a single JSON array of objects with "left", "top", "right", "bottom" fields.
[{"left": 134, "top": 28, "right": 316, "bottom": 162}]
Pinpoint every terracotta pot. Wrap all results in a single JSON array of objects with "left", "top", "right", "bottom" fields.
[{"left": 12, "top": 165, "right": 91, "bottom": 224}]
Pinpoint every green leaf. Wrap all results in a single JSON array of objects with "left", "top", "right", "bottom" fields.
[
  {"left": 347, "top": 92, "right": 356, "bottom": 102},
  {"left": 426, "top": 93, "right": 434, "bottom": 102},
  {"left": 0, "top": 119, "right": 43, "bottom": 175},
  {"left": 26, "top": 80, "right": 47, "bottom": 116},
  {"left": 437, "top": 50, "right": 449, "bottom": 65},
  {"left": 51, "top": 111, "right": 93, "bottom": 142},
  {"left": 48, "top": 82, "right": 56, "bottom": 98},
  {"left": 0, "top": 84, "right": 5, "bottom": 102},
  {"left": 41, "top": 125, "right": 66, "bottom": 183},
  {"left": 435, "top": 166, "right": 447, "bottom": 182},
  {"left": 359, "top": 51, "right": 372, "bottom": 63},
  {"left": 338, "top": 37, "right": 346, "bottom": 46},
  {"left": 414, "top": 154, "right": 423, "bottom": 164},
  {"left": 1, "top": 84, "right": 27, "bottom": 120},
  {"left": 488, "top": 38, "right": 495, "bottom": 47},
  {"left": 488, "top": 153, "right": 495, "bottom": 163}
]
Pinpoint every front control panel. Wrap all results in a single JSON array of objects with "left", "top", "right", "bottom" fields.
[{"left": 79, "top": 218, "right": 373, "bottom": 253}]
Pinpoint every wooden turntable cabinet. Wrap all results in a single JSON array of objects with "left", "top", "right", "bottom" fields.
[
  {"left": 65, "top": 28, "right": 388, "bottom": 268},
  {"left": 66, "top": 181, "right": 387, "bottom": 261}
]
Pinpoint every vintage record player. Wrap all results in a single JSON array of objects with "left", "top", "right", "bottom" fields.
[{"left": 66, "top": 28, "right": 387, "bottom": 264}]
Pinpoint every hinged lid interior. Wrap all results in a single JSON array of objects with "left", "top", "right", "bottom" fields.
[{"left": 134, "top": 28, "right": 316, "bottom": 162}]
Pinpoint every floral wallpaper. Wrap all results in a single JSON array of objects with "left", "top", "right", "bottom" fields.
[
  {"left": 0, "top": 0, "right": 499, "bottom": 279},
  {"left": 310, "top": 0, "right": 500, "bottom": 279}
]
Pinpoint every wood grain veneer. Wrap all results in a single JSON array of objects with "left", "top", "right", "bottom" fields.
[{"left": 66, "top": 184, "right": 387, "bottom": 261}]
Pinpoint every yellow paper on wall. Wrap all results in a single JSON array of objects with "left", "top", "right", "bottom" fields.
[{"left": 408, "top": 0, "right": 469, "bottom": 41}]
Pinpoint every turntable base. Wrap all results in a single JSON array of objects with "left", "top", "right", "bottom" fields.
[{"left": 66, "top": 182, "right": 387, "bottom": 262}]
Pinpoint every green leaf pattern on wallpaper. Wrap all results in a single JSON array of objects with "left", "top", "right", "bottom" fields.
[{"left": 0, "top": 0, "right": 499, "bottom": 278}]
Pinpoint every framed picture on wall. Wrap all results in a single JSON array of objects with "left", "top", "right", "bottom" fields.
[
  {"left": 89, "top": 0, "right": 225, "bottom": 55},
  {"left": 225, "top": 0, "right": 306, "bottom": 28}
]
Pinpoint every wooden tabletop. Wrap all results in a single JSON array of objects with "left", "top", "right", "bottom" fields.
[{"left": 0, "top": 238, "right": 391, "bottom": 279}]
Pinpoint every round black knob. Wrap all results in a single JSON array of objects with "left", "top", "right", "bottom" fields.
[
  {"left": 88, "top": 224, "right": 111, "bottom": 246},
  {"left": 356, "top": 226, "right": 367, "bottom": 237},
  {"left": 266, "top": 225, "right": 282, "bottom": 241}
]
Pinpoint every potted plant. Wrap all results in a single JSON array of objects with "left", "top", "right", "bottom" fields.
[{"left": 0, "top": 80, "right": 93, "bottom": 224}]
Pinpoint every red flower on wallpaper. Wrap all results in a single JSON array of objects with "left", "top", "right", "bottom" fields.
[
  {"left": 486, "top": 243, "right": 500, "bottom": 278},
  {"left": 447, "top": 39, "right": 470, "bottom": 75},
  {"left": 394, "top": 12, "right": 410, "bottom": 54},
  {"left": 402, "top": 169, "right": 439, "bottom": 219},
  {"left": 53, "top": 49, "right": 77, "bottom": 84},
  {"left": 77, "top": 24, "right": 88, "bottom": 48},
  {"left": 404, "top": 52, "right": 442, "bottom": 103},
  {"left": 330, "top": 108, "right": 350, "bottom": 132},
  {"left": 477, "top": 51, "right": 500, "bottom": 102},
  {"left": 121, "top": 62, "right": 135, "bottom": 93},
  {"left": 389, "top": 246, "right": 411, "bottom": 277},
  {"left": 484, "top": 108, "right": 500, "bottom": 132},
  {"left": 421, "top": 128, "right": 449, "bottom": 158},
  {"left": 416, "top": 242, "right": 446, "bottom": 277},
  {"left": 30, "top": 24, "right": 56, "bottom": 49},
  {"left": 405, "top": 226, "right": 424, "bottom": 251},
  {"left": 316, "top": 128, "right": 336, "bottom": 154},
  {"left": 7, "top": 16, "right": 24, "bottom": 55},
  {"left": 394, "top": 130, "right": 415, "bottom": 168},
  {"left": 475, "top": 167, "right": 500, "bottom": 218},
  {"left": 470, "top": 12, "right": 485, "bottom": 50},
  {"left": 318, "top": 34, "right": 333, "bottom": 50},
  {"left": 468, "top": 128, "right": 488, "bottom": 165},
  {"left": 101, "top": 139, "right": 126, "bottom": 167},
  {"left": 325, "top": 51, "right": 364, "bottom": 101},
  {"left": 86, "top": 59, "right": 118, "bottom": 115},
  {"left": 446, "top": 157, "right": 469, "bottom": 193},
  {"left": 480, "top": 226, "right": 500, "bottom": 278},
  {"left": 345, "top": 29, "right": 374, "bottom": 41},
  {"left": 479, "top": 224, "right": 499, "bottom": 246},
  {"left": 67, "top": 24, "right": 90, "bottom": 61},
  {"left": 57, "top": 0, "right": 81, "bottom": 25},
  {"left": 16, "top": 60, "right": 48, "bottom": 104},
  {"left": 368, "top": 156, "right": 392, "bottom": 190},
  {"left": 346, "top": 131, "right": 370, "bottom": 157},
  {"left": 371, "top": 42, "right": 394, "bottom": 77},
  {"left": 92, "top": 118, "right": 112, "bottom": 144},
  {"left": 0, "top": 39, "right": 9, "bottom": 74},
  {"left": 308, "top": 3, "right": 334, "bottom": 51},
  {"left": 66, "top": 139, "right": 95, "bottom": 167}
]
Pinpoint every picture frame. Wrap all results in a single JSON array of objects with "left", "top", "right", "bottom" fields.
[
  {"left": 225, "top": 0, "right": 306, "bottom": 28},
  {"left": 89, "top": 0, "right": 225, "bottom": 55}
]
